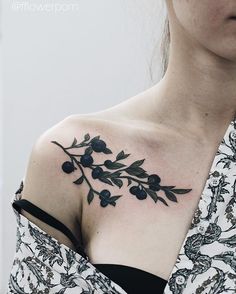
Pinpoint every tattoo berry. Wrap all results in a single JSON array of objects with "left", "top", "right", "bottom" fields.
[
  {"left": 129, "top": 186, "right": 147, "bottom": 200},
  {"left": 62, "top": 161, "right": 76, "bottom": 174},
  {"left": 92, "top": 166, "right": 103, "bottom": 179},
  {"left": 80, "top": 154, "right": 94, "bottom": 167},
  {"left": 99, "top": 189, "right": 111, "bottom": 199},
  {"left": 104, "top": 160, "right": 113, "bottom": 167},
  {"left": 147, "top": 174, "right": 161, "bottom": 185},
  {"left": 100, "top": 199, "right": 109, "bottom": 207},
  {"left": 147, "top": 174, "right": 161, "bottom": 191},
  {"left": 91, "top": 138, "right": 106, "bottom": 152},
  {"left": 129, "top": 186, "right": 139, "bottom": 195},
  {"left": 136, "top": 189, "right": 147, "bottom": 200},
  {"left": 149, "top": 184, "right": 161, "bottom": 191}
]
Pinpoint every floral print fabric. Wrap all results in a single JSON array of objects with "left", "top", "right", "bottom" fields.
[
  {"left": 7, "top": 117, "right": 236, "bottom": 293},
  {"left": 165, "top": 117, "right": 236, "bottom": 294}
]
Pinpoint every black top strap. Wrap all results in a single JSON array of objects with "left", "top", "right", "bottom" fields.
[{"left": 12, "top": 199, "right": 88, "bottom": 259}]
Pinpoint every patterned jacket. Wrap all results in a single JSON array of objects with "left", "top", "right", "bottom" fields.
[{"left": 6, "top": 117, "right": 236, "bottom": 293}]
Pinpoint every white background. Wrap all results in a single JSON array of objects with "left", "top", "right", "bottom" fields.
[{"left": 0, "top": 0, "right": 166, "bottom": 291}]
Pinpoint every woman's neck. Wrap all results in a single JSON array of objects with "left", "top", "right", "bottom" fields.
[{"left": 149, "top": 44, "right": 236, "bottom": 140}]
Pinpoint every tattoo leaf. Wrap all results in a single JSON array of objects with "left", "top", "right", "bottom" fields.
[
  {"left": 85, "top": 146, "right": 93, "bottom": 155},
  {"left": 109, "top": 195, "right": 122, "bottom": 203},
  {"left": 145, "top": 188, "right": 158, "bottom": 203},
  {"left": 105, "top": 161, "right": 126, "bottom": 169},
  {"left": 171, "top": 188, "right": 192, "bottom": 194},
  {"left": 101, "top": 171, "right": 110, "bottom": 177},
  {"left": 164, "top": 189, "right": 178, "bottom": 202},
  {"left": 103, "top": 148, "right": 112, "bottom": 154},
  {"left": 87, "top": 189, "right": 94, "bottom": 204},
  {"left": 84, "top": 133, "right": 90, "bottom": 141},
  {"left": 111, "top": 178, "right": 123, "bottom": 188},
  {"left": 157, "top": 197, "right": 168, "bottom": 206},
  {"left": 108, "top": 195, "right": 122, "bottom": 206},
  {"left": 129, "top": 159, "right": 145, "bottom": 168},
  {"left": 125, "top": 166, "right": 147, "bottom": 177},
  {"left": 110, "top": 171, "right": 122, "bottom": 178},
  {"left": 161, "top": 186, "right": 176, "bottom": 189},
  {"left": 99, "top": 177, "right": 114, "bottom": 185},
  {"left": 71, "top": 137, "right": 77, "bottom": 147},
  {"left": 92, "top": 135, "right": 100, "bottom": 141},
  {"left": 116, "top": 150, "right": 130, "bottom": 161},
  {"left": 73, "top": 176, "right": 84, "bottom": 185},
  {"left": 136, "top": 172, "right": 149, "bottom": 178},
  {"left": 127, "top": 178, "right": 132, "bottom": 186}
]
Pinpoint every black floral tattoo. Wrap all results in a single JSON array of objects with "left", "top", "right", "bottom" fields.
[{"left": 51, "top": 133, "right": 192, "bottom": 208}]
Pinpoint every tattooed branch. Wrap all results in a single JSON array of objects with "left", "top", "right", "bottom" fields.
[{"left": 51, "top": 133, "right": 192, "bottom": 208}]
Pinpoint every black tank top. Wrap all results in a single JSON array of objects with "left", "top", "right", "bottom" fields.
[{"left": 12, "top": 199, "right": 167, "bottom": 293}]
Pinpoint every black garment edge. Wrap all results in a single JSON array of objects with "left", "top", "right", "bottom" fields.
[{"left": 12, "top": 199, "right": 88, "bottom": 259}]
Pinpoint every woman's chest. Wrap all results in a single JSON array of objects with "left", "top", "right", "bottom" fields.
[{"left": 79, "top": 138, "right": 217, "bottom": 281}]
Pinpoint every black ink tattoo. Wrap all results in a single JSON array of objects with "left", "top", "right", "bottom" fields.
[{"left": 51, "top": 134, "right": 192, "bottom": 208}]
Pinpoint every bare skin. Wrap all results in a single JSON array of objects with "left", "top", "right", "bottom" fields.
[
  {"left": 63, "top": 113, "right": 230, "bottom": 280},
  {"left": 65, "top": 0, "right": 236, "bottom": 280},
  {"left": 20, "top": 0, "right": 236, "bottom": 282}
]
